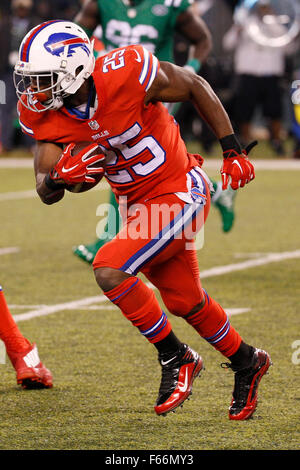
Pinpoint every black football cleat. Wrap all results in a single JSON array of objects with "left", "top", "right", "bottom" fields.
[
  {"left": 154, "top": 344, "right": 203, "bottom": 416},
  {"left": 222, "top": 348, "right": 272, "bottom": 420}
]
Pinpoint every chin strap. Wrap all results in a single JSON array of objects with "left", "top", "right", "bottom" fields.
[{"left": 50, "top": 95, "right": 64, "bottom": 110}]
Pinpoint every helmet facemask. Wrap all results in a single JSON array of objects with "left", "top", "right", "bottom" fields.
[{"left": 14, "top": 69, "right": 66, "bottom": 112}]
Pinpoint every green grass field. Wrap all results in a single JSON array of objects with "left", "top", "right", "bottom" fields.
[{"left": 0, "top": 152, "right": 299, "bottom": 451}]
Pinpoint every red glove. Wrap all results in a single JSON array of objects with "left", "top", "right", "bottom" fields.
[
  {"left": 220, "top": 143, "right": 256, "bottom": 190},
  {"left": 49, "top": 143, "right": 105, "bottom": 185}
]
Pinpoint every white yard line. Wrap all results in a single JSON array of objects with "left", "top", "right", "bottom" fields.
[
  {"left": 1, "top": 157, "right": 300, "bottom": 170},
  {"left": 11, "top": 304, "right": 249, "bottom": 317},
  {"left": 0, "top": 158, "right": 34, "bottom": 168},
  {"left": 200, "top": 249, "right": 300, "bottom": 278},
  {"left": 226, "top": 308, "right": 251, "bottom": 317},
  {"left": 11, "top": 248, "right": 299, "bottom": 323},
  {"left": 0, "top": 190, "right": 38, "bottom": 201},
  {"left": 0, "top": 182, "right": 108, "bottom": 202},
  {"left": 0, "top": 247, "right": 20, "bottom": 256},
  {"left": 12, "top": 295, "right": 108, "bottom": 322},
  {"left": 234, "top": 252, "right": 280, "bottom": 258}
]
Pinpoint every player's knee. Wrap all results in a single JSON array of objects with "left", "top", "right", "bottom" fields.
[
  {"left": 186, "top": 297, "right": 206, "bottom": 317},
  {"left": 165, "top": 299, "right": 188, "bottom": 317},
  {"left": 94, "top": 266, "right": 131, "bottom": 292},
  {"left": 165, "top": 297, "right": 205, "bottom": 318}
]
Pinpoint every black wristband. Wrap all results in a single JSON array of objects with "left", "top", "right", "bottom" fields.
[
  {"left": 219, "top": 134, "right": 242, "bottom": 155},
  {"left": 44, "top": 173, "right": 66, "bottom": 191}
]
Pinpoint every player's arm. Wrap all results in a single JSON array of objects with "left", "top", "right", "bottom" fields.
[
  {"left": 176, "top": 6, "right": 212, "bottom": 67},
  {"left": 34, "top": 141, "right": 66, "bottom": 205},
  {"left": 34, "top": 140, "right": 106, "bottom": 204},
  {"left": 74, "top": 0, "right": 101, "bottom": 36},
  {"left": 146, "top": 62, "right": 255, "bottom": 189}
]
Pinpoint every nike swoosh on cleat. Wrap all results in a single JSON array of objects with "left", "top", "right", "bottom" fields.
[
  {"left": 178, "top": 368, "right": 189, "bottom": 393},
  {"left": 61, "top": 164, "right": 79, "bottom": 173},
  {"left": 161, "top": 356, "right": 176, "bottom": 366}
]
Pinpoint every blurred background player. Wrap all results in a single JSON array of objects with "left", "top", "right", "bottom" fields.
[
  {"left": 0, "top": 285, "right": 53, "bottom": 389},
  {"left": 291, "top": 49, "right": 300, "bottom": 158},
  {"left": 292, "top": 88, "right": 300, "bottom": 158},
  {"left": 223, "top": 0, "right": 300, "bottom": 155},
  {"left": 72, "top": 0, "right": 238, "bottom": 265},
  {"left": 0, "top": 0, "right": 40, "bottom": 154}
]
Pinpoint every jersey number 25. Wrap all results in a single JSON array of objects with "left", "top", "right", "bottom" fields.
[{"left": 101, "top": 122, "right": 166, "bottom": 184}]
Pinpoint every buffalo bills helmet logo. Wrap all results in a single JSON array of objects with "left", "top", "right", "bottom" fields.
[{"left": 44, "top": 33, "right": 90, "bottom": 57}]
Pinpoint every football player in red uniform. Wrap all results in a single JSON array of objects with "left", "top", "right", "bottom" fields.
[
  {"left": 14, "top": 20, "right": 271, "bottom": 419},
  {"left": 0, "top": 286, "right": 53, "bottom": 389}
]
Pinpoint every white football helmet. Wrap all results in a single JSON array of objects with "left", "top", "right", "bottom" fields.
[{"left": 14, "top": 20, "right": 95, "bottom": 112}]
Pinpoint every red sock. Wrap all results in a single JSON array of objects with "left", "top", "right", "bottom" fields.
[
  {"left": 0, "top": 287, "right": 30, "bottom": 352},
  {"left": 185, "top": 290, "right": 242, "bottom": 357},
  {"left": 105, "top": 277, "right": 172, "bottom": 343}
]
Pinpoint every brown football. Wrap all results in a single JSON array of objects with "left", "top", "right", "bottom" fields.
[{"left": 65, "top": 142, "right": 106, "bottom": 193}]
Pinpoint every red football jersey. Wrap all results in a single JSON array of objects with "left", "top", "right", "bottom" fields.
[{"left": 18, "top": 45, "right": 203, "bottom": 204}]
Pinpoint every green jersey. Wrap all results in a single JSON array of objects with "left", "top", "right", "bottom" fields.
[{"left": 97, "top": 0, "right": 193, "bottom": 62}]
